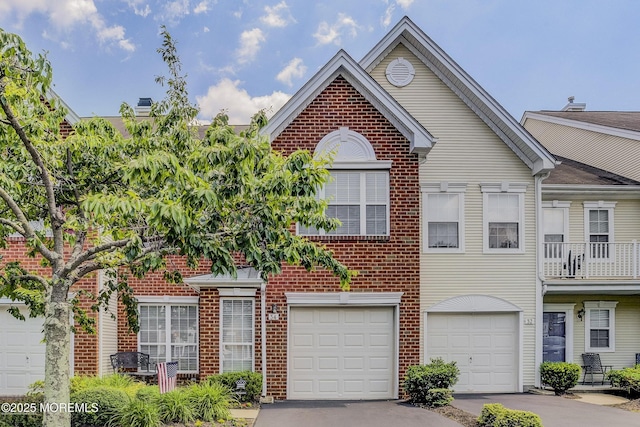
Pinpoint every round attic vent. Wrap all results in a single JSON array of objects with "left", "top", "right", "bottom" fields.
[{"left": 385, "top": 57, "right": 415, "bottom": 87}]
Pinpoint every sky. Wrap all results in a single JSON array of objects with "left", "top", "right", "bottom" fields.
[{"left": 1, "top": 1, "right": 639, "bottom": 124}]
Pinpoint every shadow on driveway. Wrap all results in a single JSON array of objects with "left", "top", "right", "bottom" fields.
[
  {"left": 254, "top": 399, "right": 460, "bottom": 427},
  {"left": 452, "top": 393, "right": 640, "bottom": 427}
]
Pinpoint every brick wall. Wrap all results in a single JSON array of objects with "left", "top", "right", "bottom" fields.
[
  {"left": 1, "top": 237, "right": 101, "bottom": 375},
  {"left": 263, "top": 75, "right": 422, "bottom": 398}
]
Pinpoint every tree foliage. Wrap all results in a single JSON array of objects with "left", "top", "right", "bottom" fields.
[{"left": 0, "top": 25, "right": 354, "bottom": 427}]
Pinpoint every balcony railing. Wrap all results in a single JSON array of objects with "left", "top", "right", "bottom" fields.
[{"left": 543, "top": 241, "right": 640, "bottom": 279}]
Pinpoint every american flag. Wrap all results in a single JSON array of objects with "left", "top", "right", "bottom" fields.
[{"left": 157, "top": 361, "right": 178, "bottom": 394}]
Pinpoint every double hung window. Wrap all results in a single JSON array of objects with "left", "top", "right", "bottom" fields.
[
  {"left": 482, "top": 183, "right": 527, "bottom": 253},
  {"left": 139, "top": 304, "right": 198, "bottom": 372}
]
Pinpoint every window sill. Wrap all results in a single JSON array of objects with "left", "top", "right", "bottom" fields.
[{"left": 303, "top": 235, "right": 390, "bottom": 243}]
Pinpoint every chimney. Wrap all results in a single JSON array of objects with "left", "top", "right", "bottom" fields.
[
  {"left": 561, "top": 96, "right": 586, "bottom": 112},
  {"left": 135, "top": 97, "right": 153, "bottom": 116}
]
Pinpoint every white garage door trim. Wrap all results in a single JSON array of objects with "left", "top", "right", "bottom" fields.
[
  {"left": 286, "top": 292, "right": 402, "bottom": 400},
  {"left": 425, "top": 295, "right": 523, "bottom": 393}
]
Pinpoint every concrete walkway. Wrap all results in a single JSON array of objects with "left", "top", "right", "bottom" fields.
[{"left": 230, "top": 408, "right": 260, "bottom": 426}]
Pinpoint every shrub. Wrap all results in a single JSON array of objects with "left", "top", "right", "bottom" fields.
[
  {"left": 71, "top": 374, "right": 145, "bottom": 398},
  {"left": 539, "top": 361, "right": 580, "bottom": 395},
  {"left": 135, "top": 386, "right": 161, "bottom": 403},
  {"left": 403, "top": 358, "right": 459, "bottom": 403},
  {"left": 0, "top": 395, "right": 43, "bottom": 427},
  {"left": 70, "top": 386, "right": 129, "bottom": 427},
  {"left": 205, "top": 370, "right": 263, "bottom": 403},
  {"left": 186, "top": 383, "right": 233, "bottom": 422},
  {"left": 117, "top": 400, "right": 161, "bottom": 427},
  {"left": 478, "top": 403, "right": 506, "bottom": 426},
  {"left": 157, "top": 389, "right": 195, "bottom": 424},
  {"left": 608, "top": 366, "right": 640, "bottom": 395},
  {"left": 424, "top": 388, "right": 453, "bottom": 408},
  {"left": 494, "top": 409, "right": 543, "bottom": 427},
  {"left": 478, "top": 403, "right": 542, "bottom": 427}
]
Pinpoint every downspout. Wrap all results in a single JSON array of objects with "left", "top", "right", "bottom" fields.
[
  {"left": 260, "top": 282, "right": 267, "bottom": 398},
  {"left": 534, "top": 171, "right": 551, "bottom": 389}
]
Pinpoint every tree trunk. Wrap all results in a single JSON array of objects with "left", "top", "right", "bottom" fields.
[{"left": 43, "top": 282, "right": 71, "bottom": 427}]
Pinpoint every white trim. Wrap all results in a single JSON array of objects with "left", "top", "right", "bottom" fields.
[
  {"left": 426, "top": 294, "right": 523, "bottom": 312},
  {"left": 422, "top": 188, "right": 466, "bottom": 253},
  {"left": 314, "top": 127, "right": 378, "bottom": 163},
  {"left": 299, "top": 170, "right": 390, "bottom": 237},
  {"left": 136, "top": 296, "right": 199, "bottom": 304},
  {"left": 285, "top": 292, "right": 403, "bottom": 305},
  {"left": 219, "top": 297, "right": 255, "bottom": 374},
  {"left": 218, "top": 288, "right": 257, "bottom": 297},
  {"left": 583, "top": 202, "right": 616, "bottom": 261},
  {"left": 521, "top": 111, "right": 640, "bottom": 142},
  {"left": 286, "top": 300, "right": 401, "bottom": 399},
  {"left": 330, "top": 161, "right": 392, "bottom": 169},
  {"left": 481, "top": 186, "right": 526, "bottom": 254},
  {"left": 584, "top": 301, "right": 618, "bottom": 353},
  {"left": 137, "top": 301, "right": 200, "bottom": 374},
  {"left": 542, "top": 202, "right": 571, "bottom": 260},
  {"left": 542, "top": 304, "right": 575, "bottom": 364},
  {"left": 385, "top": 57, "right": 415, "bottom": 87}
]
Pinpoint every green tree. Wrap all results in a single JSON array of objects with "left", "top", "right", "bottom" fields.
[{"left": 0, "top": 27, "right": 354, "bottom": 427}]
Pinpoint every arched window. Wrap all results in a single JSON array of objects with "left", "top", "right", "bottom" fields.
[{"left": 299, "top": 128, "right": 390, "bottom": 237}]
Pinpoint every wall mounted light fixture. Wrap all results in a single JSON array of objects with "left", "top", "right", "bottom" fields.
[{"left": 271, "top": 304, "right": 278, "bottom": 314}]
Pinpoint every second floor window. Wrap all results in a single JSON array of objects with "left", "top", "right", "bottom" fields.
[
  {"left": 584, "top": 201, "right": 616, "bottom": 259},
  {"left": 422, "top": 183, "right": 467, "bottom": 253},
  {"left": 482, "top": 183, "right": 527, "bottom": 253},
  {"left": 300, "top": 170, "right": 389, "bottom": 236}
]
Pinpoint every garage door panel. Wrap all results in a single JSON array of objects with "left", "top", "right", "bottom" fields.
[
  {"left": 289, "top": 307, "right": 395, "bottom": 400},
  {"left": 427, "top": 313, "right": 518, "bottom": 393},
  {"left": 0, "top": 306, "right": 46, "bottom": 395}
]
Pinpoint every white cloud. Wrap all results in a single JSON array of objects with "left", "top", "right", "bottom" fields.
[
  {"left": 123, "top": 0, "right": 151, "bottom": 17},
  {"left": 314, "top": 13, "right": 359, "bottom": 46},
  {"left": 381, "top": 4, "right": 394, "bottom": 28},
  {"left": 1, "top": 0, "right": 135, "bottom": 52},
  {"left": 197, "top": 78, "right": 290, "bottom": 124},
  {"left": 159, "top": 0, "right": 190, "bottom": 24},
  {"left": 236, "top": 28, "right": 266, "bottom": 64},
  {"left": 260, "top": 1, "right": 295, "bottom": 28},
  {"left": 396, "top": 0, "right": 414, "bottom": 9},
  {"left": 276, "top": 58, "right": 307, "bottom": 87},
  {"left": 203, "top": 26, "right": 210, "bottom": 33},
  {"left": 193, "top": 1, "right": 210, "bottom": 14}
]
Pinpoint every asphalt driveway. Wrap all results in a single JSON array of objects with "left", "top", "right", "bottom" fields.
[
  {"left": 253, "top": 399, "right": 460, "bottom": 427},
  {"left": 254, "top": 394, "right": 640, "bottom": 427},
  {"left": 452, "top": 393, "right": 640, "bottom": 427}
]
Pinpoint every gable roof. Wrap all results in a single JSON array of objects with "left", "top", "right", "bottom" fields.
[
  {"left": 521, "top": 111, "right": 640, "bottom": 141},
  {"left": 49, "top": 88, "right": 80, "bottom": 125},
  {"left": 360, "top": 16, "right": 557, "bottom": 175},
  {"left": 261, "top": 49, "right": 436, "bottom": 155}
]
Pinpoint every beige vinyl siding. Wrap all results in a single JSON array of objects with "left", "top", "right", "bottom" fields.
[
  {"left": 370, "top": 45, "right": 538, "bottom": 387},
  {"left": 99, "top": 278, "right": 118, "bottom": 376},
  {"left": 524, "top": 118, "right": 640, "bottom": 182},
  {"left": 543, "top": 197, "right": 640, "bottom": 243},
  {"left": 545, "top": 295, "right": 640, "bottom": 370}
]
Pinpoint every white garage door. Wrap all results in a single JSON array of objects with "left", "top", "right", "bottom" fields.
[
  {"left": 427, "top": 313, "right": 518, "bottom": 393},
  {"left": 289, "top": 306, "right": 395, "bottom": 400},
  {"left": 0, "top": 305, "right": 46, "bottom": 395}
]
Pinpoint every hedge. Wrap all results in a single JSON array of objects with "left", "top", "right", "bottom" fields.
[
  {"left": 403, "top": 358, "right": 459, "bottom": 404},
  {"left": 608, "top": 365, "right": 640, "bottom": 394},
  {"left": 478, "top": 403, "right": 542, "bottom": 427},
  {"left": 205, "top": 370, "right": 262, "bottom": 403}
]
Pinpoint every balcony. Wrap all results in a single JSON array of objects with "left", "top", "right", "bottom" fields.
[{"left": 543, "top": 242, "right": 640, "bottom": 280}]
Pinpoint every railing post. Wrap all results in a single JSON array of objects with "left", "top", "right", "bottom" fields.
[
  {"left": 633, "top": 240, "right": 638, "bottom": 279},
  {"left": 584, "top": 242, "right": 590, "bottom": 279}
]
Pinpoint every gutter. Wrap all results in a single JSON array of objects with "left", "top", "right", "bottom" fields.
[{"left": 535, "top": 171, "right": 551, "bottom": 389}]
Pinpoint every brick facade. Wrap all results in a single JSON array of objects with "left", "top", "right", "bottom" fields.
[{"left": 264, "top": 75, "right": 422, "bottom": 398}]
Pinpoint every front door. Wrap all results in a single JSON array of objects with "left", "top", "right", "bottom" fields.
[{"left": 543, "top": 312, "right": 566, "bottom": 362}]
